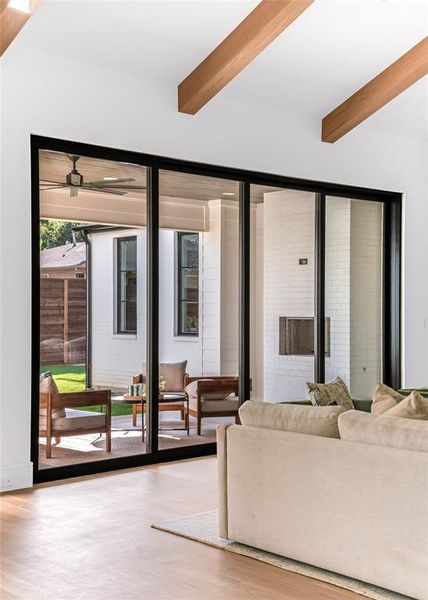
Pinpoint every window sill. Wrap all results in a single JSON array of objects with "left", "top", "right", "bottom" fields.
[
  {"left": 113, "top": 334, "right": 137, "bottom": 340},
  {"left": 173, "top": 336, "right": 199, "bottom": 342}
]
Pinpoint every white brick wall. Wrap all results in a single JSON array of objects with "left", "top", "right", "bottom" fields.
[{"left": 262, "top": 190, "right": 315, "bottom": 401}]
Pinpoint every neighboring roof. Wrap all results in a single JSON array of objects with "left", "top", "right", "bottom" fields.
[{"left": 40, "top": 242, "right": 86, "bottom": 270}]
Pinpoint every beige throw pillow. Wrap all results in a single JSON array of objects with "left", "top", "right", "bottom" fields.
[
  {"left": 383, "top": 391, "right": 428, "bottom": 420},
  {"left": 39, "top": 372, "right": 66, "bottom": 419},
  {"left": 142, "top": 361, "right": 187, "bottom": 392},
  {"left": 371, "top": 383, "right": 404, "bottom": 415},
  {"left": 307, "top": 377, "right": 354, "bottom": 410},
  {"left": 239, "top": 401, "right": 346, "bottom": 438}
]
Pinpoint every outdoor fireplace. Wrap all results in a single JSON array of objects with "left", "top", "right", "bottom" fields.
[{"left": 279, "top": 317, "right": 330, "bottom": 356}]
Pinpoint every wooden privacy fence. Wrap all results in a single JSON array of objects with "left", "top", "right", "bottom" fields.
[{"left": 40, "top": 278, "right": 87, "bottom": 366}]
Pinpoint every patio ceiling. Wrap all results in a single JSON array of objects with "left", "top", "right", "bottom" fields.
[{"left": 39, "top": 150, "right": 276, "bottom": 228}]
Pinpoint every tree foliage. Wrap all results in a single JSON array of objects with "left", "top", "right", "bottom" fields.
[{"left": 40, "top": 220, "right": 83, "bottom": 250}]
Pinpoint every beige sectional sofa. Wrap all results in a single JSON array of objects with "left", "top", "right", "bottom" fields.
[{"left": 217, "top": 402, "right": 428, "bottom": 600}]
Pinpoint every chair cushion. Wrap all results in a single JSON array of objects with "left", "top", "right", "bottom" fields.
[
  {"left": 185, "top": 379, "right": 231, "bottom": 401},
  {"left": 307, "top": 377, "right": 354, "bottom": 410},
  {"left": 338, "top": 410, "right": 428, "bottom": 453},
  {"left": 142, "top": 361, "right": 187, "bottom": 392},
  {"left": 39, "top": 409, "right": 106, "bottom": 432},
  {"left": 39, "top": 372, "right": 66, "bottom": 419},
  {"left": 383, "top": 390, "right": 428, "bottom": 420},
  {"left": 371, "top": 383, "right": 404, "bottom": 415},
  {"left": 189, "top": 396, "right": 239, "bottom": 413},
  {"left": 240, "top": 401, "right": 346, "bottom": 438}
]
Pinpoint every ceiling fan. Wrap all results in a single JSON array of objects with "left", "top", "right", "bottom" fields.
[{"left": 40, "top": 155, "right": 146, "bottom": 197}]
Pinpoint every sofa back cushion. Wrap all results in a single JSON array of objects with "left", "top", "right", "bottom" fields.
[
  {"left": 239, "top": 401, "right": 346, "bottom": 438},
  {"left": 185, "top": 379, "right": 231, "bottom": 401},
  {"left": 338, "top": 410, "right": 428, "bottom": 453},
  {"left": 39, "top": 372, "right": 66, "bottom": 419}
]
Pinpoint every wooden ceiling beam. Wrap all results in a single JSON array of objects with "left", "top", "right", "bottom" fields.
[
  {"left": 322, "top": 37, "right": 428, "bottom": 143},
  {"left": 0, "top": 0, "right": 40, "bottom": 57},
  {"left": 178, "top": 0, "right": 314, "bottom": 115}
]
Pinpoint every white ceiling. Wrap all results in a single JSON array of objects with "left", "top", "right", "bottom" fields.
[{"left": 15, "top": 0, "right": 428, "bottom": 140}]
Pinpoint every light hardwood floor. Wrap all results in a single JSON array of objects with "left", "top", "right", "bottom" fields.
[{"left": 1, "top": 457, "right": 368, "bottom": 600}]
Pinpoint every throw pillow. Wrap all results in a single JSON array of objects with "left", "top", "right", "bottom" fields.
[
  {"left": 39, "top": 372, "right": 66, "bottom": 419},
  {"left": 383, "top": 390, "right": 428, "bottom": 420},
  {"left": 371, "top": 383, "right": 404, "bottom": 415},
  {"left": 142, "top": 361, "right": 187, "bottom": 392},
  {"left": 307, "top": 377, "right": 354, "bottom": 410}
]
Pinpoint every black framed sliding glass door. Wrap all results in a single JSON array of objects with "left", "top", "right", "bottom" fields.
[{"left": 31, "top": 135, "right": 401, "bottom": 483}]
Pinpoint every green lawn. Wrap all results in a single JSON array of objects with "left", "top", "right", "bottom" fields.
[{"left": 40, "top": 364, "right": 132, "bottom": 416}]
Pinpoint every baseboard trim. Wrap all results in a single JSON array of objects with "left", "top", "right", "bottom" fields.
[{"left": 0, "top": 461, "right": 33, "bottom": 492}]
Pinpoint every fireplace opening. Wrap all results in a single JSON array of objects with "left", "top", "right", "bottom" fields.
[{"left": 279, "top": 317, "right": 330, "bottom": 356}]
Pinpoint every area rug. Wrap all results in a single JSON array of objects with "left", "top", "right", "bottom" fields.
[{"left": 152, "top": 510, "right": 412, "bottom": 600}]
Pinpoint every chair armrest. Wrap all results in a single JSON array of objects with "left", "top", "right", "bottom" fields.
[{"left": 40, "top": 389, "right": 111, "bottom": 409}]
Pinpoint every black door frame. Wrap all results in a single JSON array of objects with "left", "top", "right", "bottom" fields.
[{"left": 31, "top": 135, "right": 401, "bottom": 483}]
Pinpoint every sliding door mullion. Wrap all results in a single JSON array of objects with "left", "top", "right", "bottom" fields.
[
  {"left": 314, "top": 193, "right": 326, "bottom": 383},
  {"left": 239, "top": 180, "right": 251, "bottom": 404},
  {"left": 146, "top": 166, "right": 159, "bottom": 453}
]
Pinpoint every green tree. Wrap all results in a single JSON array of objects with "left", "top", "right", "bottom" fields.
[{"left": 40, "top": 220, "right": 83, "bottom": 250}]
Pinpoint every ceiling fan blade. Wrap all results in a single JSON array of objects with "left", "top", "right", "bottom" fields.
[
  {"left": 80, "top": 185, "right": 127, "bottom": 196},
  {"left": 102, "top": 185, "right": 147, "bottom": 190},
  {"left": 40, "top": 186, "right": 67, "bottom": 191},
  {"left": 86, "top": 178, "right": 136, "bottom": 186},
  {"left": 40, "top": 180, "right": 67, "bottom": 185}
]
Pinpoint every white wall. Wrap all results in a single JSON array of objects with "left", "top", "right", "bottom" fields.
[{"left": 1, "top": 45, "right": 427, "bottom": 490}]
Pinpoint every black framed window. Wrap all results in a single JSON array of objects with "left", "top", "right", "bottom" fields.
[
  {"left": 176, "top": 232, "right": 199, "bottom": 336},
  {"left": 31, "top": 135, "right": 401, "bottom": 484},
  {"left": 116, "top": 236, "right": 137, "bottom": 334}
]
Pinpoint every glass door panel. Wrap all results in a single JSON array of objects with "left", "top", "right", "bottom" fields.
[
  {"left": 158, "top": 170, "right": 240, "bottom": 446},
  {"left": 250, "top": 185, "right": 316, "bottom": 402},
  {"left": 38, "top": 149, "right": 147, "bottom": 469},
  {"left": 325, "top": 197, "right": 383, "bottom": 398}
]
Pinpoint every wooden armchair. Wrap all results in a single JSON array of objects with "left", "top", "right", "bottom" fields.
[
  {"left": 39, "top": 389, "right": 111, "bottom": 459},
  {"left": 183, "top": 376, "right": 240, "bottom": 435}
]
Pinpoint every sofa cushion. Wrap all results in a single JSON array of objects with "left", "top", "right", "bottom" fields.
[
  {"left": 371, "top": 383, "right": 404, "bottom": 415},
  {"left": 142, "top": 361, "right": 187, "bottom": 392},
  {"left": 185, "top": 379, "right": 231, "bottom": 401},
  {"left": 39, "top": 409, "right": 106, "bottom": 432},
  {"left": 383, "top": 390, "right": 428, "bottom": 420},
  {"left": 189, "top": 396, "right": 239, "bottom": 412},
  {"left": 239, "top": 401, "right": 346, "bottom": 438},
  {"left": 338, "top": 410, "right": 428, "bottom": 453},
  {"left": 39, "top": 372, "right": 66, "bottom": 419},
  {"left": 307, "top": 377, "right": 354, "bottom": 410}
]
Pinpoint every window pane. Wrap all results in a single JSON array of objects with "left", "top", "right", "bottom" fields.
[
  {"left": 38, "top": 148, "right": 148, "bottom": 470},
  {"left": 250, "top": 186, "right": 316, "bottom": 401},
  {"left": 118, "top": 239, "right": 137, "bottom": 333},
  {"left": 325, "top": 197, "right": 383, "bottom": 397},
  {"left": 159, "top": 169, "right": 239, "bottom": 449}
]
